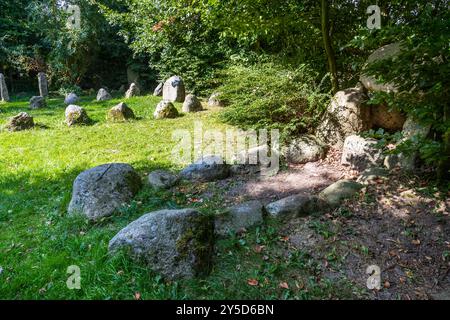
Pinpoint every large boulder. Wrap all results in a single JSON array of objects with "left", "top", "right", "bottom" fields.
[
  {"left": 180, "top": 155, "right": 230, "bottom": 182},
  {"left": 108, "top": 209, "right": 214, "bottom": 280},
  {"left": 153, "top": 82, "right": 163, "bottom": 96},
  {"left": 208, "top": 92, "right": 225, "bottom": 107},
  {"left": 65, "top": 105, "right": 90, "bottom": 126},
  {"left": 5, "top": 112, "right": 34, "bottom": 132},
  {"left": 319, "top": 180, "right": 363, "bottom": 208},
  {"left": 68, "top": 163, "right": 142, "bottom": 221},
  {"left": 64, "top": 92, "right": 79, "bottom": 105},
  {"left": 316, "top": 88, "right": 371, "bottom": 148},
  {"left": 163, "top": 76, "right": 185, "bottom": 102},
  {"left": 148, "top": 170, "right": 179, "bottom": 189},
  {"left": 215, "top": 201, "right": 264, "bottom": 236},
  {"left": 182, "top": 94, "right": 203, "bottom": 113},
  {"left": 96, "top": 88, "right": 112, "bottom": 101},
  {"left": 360, "top": 43, "right": 401, "bottom": 93},
  {"left": 107, "top": 102, "right": 135, "bottom": 121},
  {"left": 341, "top": 135, "right": 384, "bottom": 171},
  {"left": 265, "top": 194, "right": 322, "bottom": 221},
  {"left": 282, "top": 135, "right": 328, "bottom": 164},
  {"left": 371, "top": 104, "right": 406, "bottom": 132},
  {"left": 125, "top": 83, "right": 140, "bottom": 99},
  {"left": 153, "top": 100, "right": 179, "bottom": 119},
  {"left": 29, "top": 96, "right": 46, "bottom": 109}
]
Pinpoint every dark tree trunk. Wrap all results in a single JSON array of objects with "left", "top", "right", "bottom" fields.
[{"left": 321, "top": 0, "right": 339, "bottom": 94}]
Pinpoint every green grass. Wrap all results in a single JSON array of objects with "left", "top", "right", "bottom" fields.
[{"left": 0, "top": 94, "right": 359, "bottom": 299}]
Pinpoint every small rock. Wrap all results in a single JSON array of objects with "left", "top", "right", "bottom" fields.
[
  {"left": 29, "top": 96, "right": 46, "bottom": 109},
  {"left": 215, "top": 201, "right": 264, "bottom": 236},
  {"left": 282, "top": 135, "right": 328, "bottom": 164},
  {"left": 182, "top": 94, "right": 203, "bottom": 113},
  {"left": 265, "top": 194, "right": 322, "bottom": 220},
  {"left": 5, "top": 112, "right": 34, "bottom": 132},
  {"left": 319, "top": 180, "right": 363, "bottom": 208},
  {"left": 125, "top": 83, "right": 140, "bottom": 98},
  {"left": 68, "top": 163, "right": 142, "bottom": 221},
  {"left": 108, "top": 209, "right": 214, "bottom": 280},
  {"left": 65, "top": 105, "right": 90, "bottom": 126},
  {"left": 153, "top": 82, "right": 163, "bottom": 96},
  {"left": 208, "top": 92, "right": 225, "bottom": 107},
  {"left": 96, "top": 88, "right": 112, "bottom": 101},
  {"left": 148, "top": 170, "right": 179, "bottom": 189},
  {"left": 356, "top": 167, "right": 389, "bottom": 185},
  {"left": 153, "top": 100, "right": 179, "bottom": 119},
  {"left": 341, "top": 135, "right": 384, "bottom": 171},
  {"left": 64, "top": 92, "right": 79, "bottom": 105},
  {"left": 107, "top": 102, "right": 135, "bottom": 121},
  {"left": 180, "top": 155, "right": 230, "bottom": 182}
]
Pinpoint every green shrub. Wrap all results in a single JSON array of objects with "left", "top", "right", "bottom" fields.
[{"left": 219, "top": 62, "right": 331, "bottom": 141}]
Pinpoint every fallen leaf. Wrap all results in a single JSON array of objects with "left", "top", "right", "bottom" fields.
[
  {"left": 279, "top": 282, "right": 289, "bottom": 289},
  {"left": 247, "top": 279, "right": 259, "bottom": 286},
  {"left": 412, "top": 239, "right": 421, "bottom": 245}
]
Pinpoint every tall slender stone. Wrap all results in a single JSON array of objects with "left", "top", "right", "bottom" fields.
[
  {"left": 37, "top": 72, "right": 48, "bottom": 97},
  {"left": 0, "top": 73, "right": 10, "bottom": 102}
]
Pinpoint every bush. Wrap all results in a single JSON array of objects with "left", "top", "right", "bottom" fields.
[{"left": 219, "top": 62, "right": 331, "bottom": 141}]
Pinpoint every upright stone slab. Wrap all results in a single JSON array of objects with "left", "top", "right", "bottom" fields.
[
  {"left": 163, "top": 76, "right": 185, "bottom": 102},
  {"left": 37, "top": 72, "right": 48, "bottom": 97},
  {"left": 0, "top": 73, "right": 10, "bottom": 102}
]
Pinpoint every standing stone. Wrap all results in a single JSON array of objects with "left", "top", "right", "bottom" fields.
[
  {"left": 341, "top": 135, "right": 384, "bottom": 171},
  {"left": 153, "top": 100, "right": 179, "bottom": 119},
  {"left": 37, "top": 72, "right": 48, "bottom": 97},
  {"left": 65, "top": 105, "right": 90, "bottom": 126},
  {"left": 5, "top": 112, "right": 34, "bottom": 132},
  {"left": 0, "top": 73, "right": 10, "bottom": 102},
  {"left": 163, "top": 76, "right": 185, "bottom": 102},
  {"left": 68, "top": 163, "right": 142, "bottom": 221},
  {"left": 125, "top": 83, "right": 140, "bottom": 98},
  {"left": 29, "top": 96, "right": 46, "bottom": 109},
  {"left": 153, "top": 82, "right": 163, "bottom": 96},
  {"left": 182, "top": 94, "right": 203, "bottom": 113},
  {"left": 108, "top": 209, "right": 214, "bottom": 280},
  {"left": 96, "top": 88, "right": 112, "bottom": 101},
  {"left": 107, "top": 102, "right": 135, "bottom": 121}
]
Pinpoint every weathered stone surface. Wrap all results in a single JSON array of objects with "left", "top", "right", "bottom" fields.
[
  {"left": 180, "top": 155, "right": 230, "bottom": 182},
  {"left": 96, "top": 88, "right": 112, "bottom": 101},
  {"left": 341, "top": 135, "right": 384, "bottom": 171},
  {"left": 208, "top": 92, "right": 225, "bottom": 107},
  {"left": 215, "top": 200, "right": 264, "bottom": 236},
  {"left": 107, "top": 102, "right": 135, "bottom": 121},
  {"left": 371, "top": 104, "right": 406, "bottom": 132},
  {"left": 282, "top": 135, "right": 328, "bottom": 164},
  {"left": 360, "top": 43, "right": 401, "bottom": 93},
  {"left": 402, "top": 116, "right": 431, "bottom": 141},
  {"left": 356, "top": 167, "right": 389, "bottom": 185},
  {"left": 5, "top": 112, "right": 34, "bottom": 132},
  {"left": 108, "top": 209, "right": 214, "bottom": 280},
  {"left": 68, "top": 163, "right": 142, "bottom": 221},
  {"left": 148, "top": 170, "right": 179, "bottom": 189},
  {"left": 229, "top": 145, "right": 274, "bottom": 176},
  {"left": 316, "top": 88, "right": 371, "bottom": 148},
  {"left": 163, "top": 76, "right": 185, "bottom": 102},
  {"left": 65, "top": 105, "right": 90, "bottom": 126},
  {"left": 0, "top": 73, "right": 10, "bottom": 102},
  {"left": 182, "top": 94, "right": 203, "bottom": 113},
  {"left": 153, "top": 100, "right": 179, "bottom": 119},
  {"left": 319, "top": 180, "right": 363, "bottom": 208},
  {"left": 153, "top": 82, "right": 163, "bottom": 96},
  {"left": 125, "top": 83, "right": 140, "bottom": 99},
  {"left": 29, "top": 96, "right": 46, "bottom": 109},
  {"left": 265, "top": 194, "right": 322, "bottom": 220},
  {"left": 37, "top": 72, "right": 48, "bottom": 97},
  {"left": 64, "top": 92, "right": 79, "bottom": 105}
]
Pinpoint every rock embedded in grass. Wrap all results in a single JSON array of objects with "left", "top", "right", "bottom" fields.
[
  {"left": 215, "top": 200, "right": 264, "bottom": 236},
  {"left": 148, "top": 170, "right": 179, "bottom": 189},
  {"left": 5, "top": 112, "right": 34, "bottom": 132},
  {"left": 65, "top": 105, "right": 90, "bottom": 126},
  {"left": 125, "top": 83, "right": 140, "bottom": 98},
  {"left": 182, "top": 94, "right": 203, "bottom": 113},
  {"left": 282, "top": 135, "right": 328, "bottom": 164},
  {"left": 107, "top": 102, "right": 135, "bottom": 121},
  {"left": 64, "top": 92, "right": 79, "bottom": 105},
  {"left": 68, "top": 163, "right": 142, "bottom": 221},
  {"left": 29, "top": 96, "right": 46, "bottom": 109},
  {"left": 180, "top": 155, "right": 230, "bottom": 182},
  {"left": 96, "top": 88, "right": 112, "bottom": 101},
  {"left": 265, "top": 194, "right": 323, "bottom": 220},
  {"left": 108, "top": 209, "right": 215, "bottom": 280},
  {"left": 208, "top": 92, "right": 225, "bottom": 107},
  {"left": 153, "top": 100, "right": 179, "bottom": 119},
  {"left": 318, "top": 179, "right": 363, "bottom": 208}
]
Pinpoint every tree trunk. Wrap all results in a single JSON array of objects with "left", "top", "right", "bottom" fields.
[{"left": 321, "top": 0, "right": 339, "bottom": 94}]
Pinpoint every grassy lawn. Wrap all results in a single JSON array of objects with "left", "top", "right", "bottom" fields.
[{"left": 0, "top": 95, "right": 360, "bottom": 299}]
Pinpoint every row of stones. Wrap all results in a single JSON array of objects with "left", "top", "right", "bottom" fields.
[{"left": 0, "top": 72, "right": 48, "bottom": 103}]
